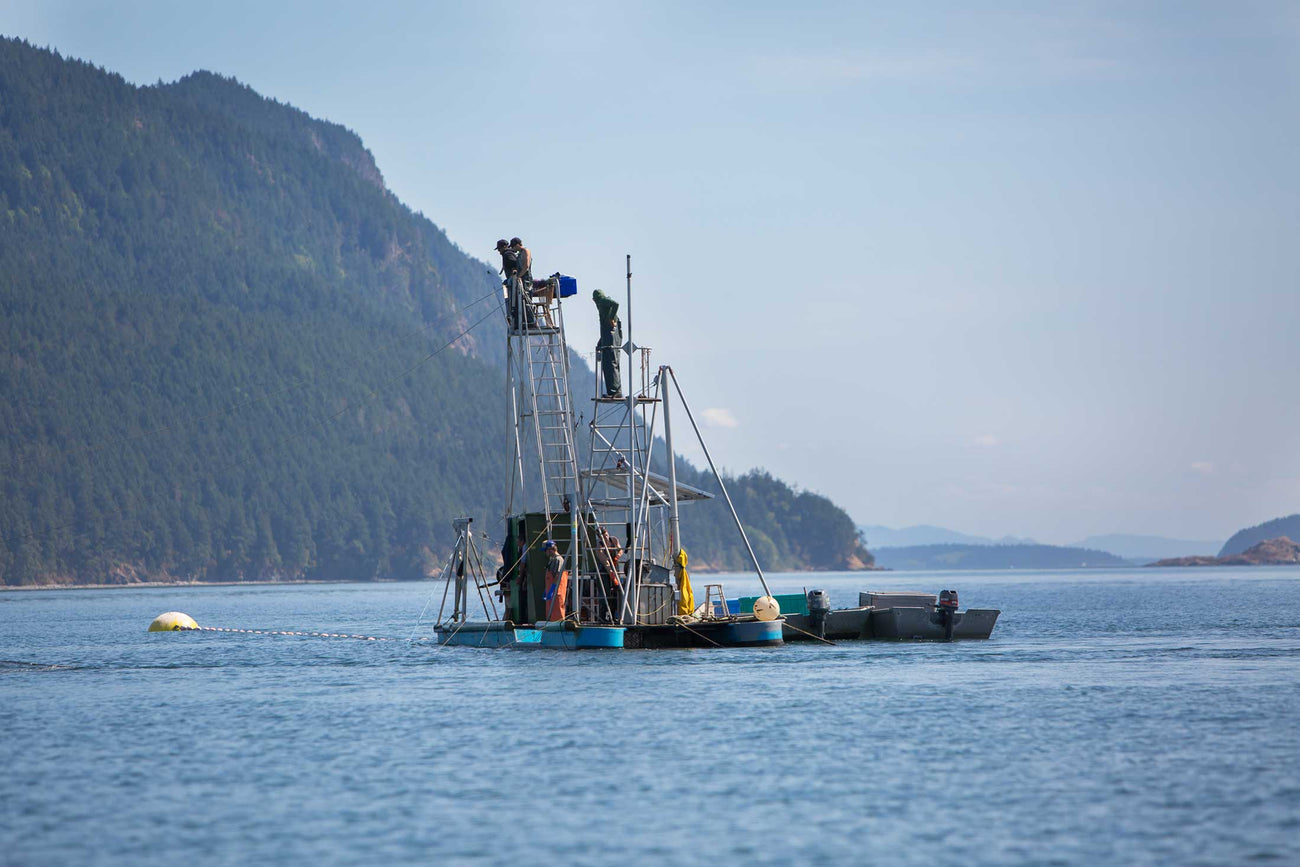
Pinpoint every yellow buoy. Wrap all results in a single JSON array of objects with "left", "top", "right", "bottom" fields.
[
  {"left": 148, "top": 611, "right": 198, "bottom": 632},
  {"left": 752, "top": 596, "right": 781, "bottom": 621}
]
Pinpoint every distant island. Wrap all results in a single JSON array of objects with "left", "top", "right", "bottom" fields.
[
  {"left": 858, "top": 524, "right": 1036, "bottom": 548},
  {"left": 872, "top": 543, "right": 1127, "bottom": 571},
  {"left": 1217, "top": 515, "right": 1300, "bottom": 558},
  {"left": 1148, "top": 537, "right": 1300, "bottom": 567},
  {"left": 1069, "top": 534, "right": 1223, "bottom": 562},
  {"left": 859, "top": 525, "right": 1226, "bottom": 564}
]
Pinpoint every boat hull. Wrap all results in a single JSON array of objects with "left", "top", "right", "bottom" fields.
[
  {"left": 869, "top": 607, "right": 1000, "bottom": 641},
  {"left": 535, "top": 621, "right": 625, "bottom": 649},
  {"left": 626, "top": 617, "right": 784, "bottom": 648},
  {"left": 435, "top": 622, "right": 538, "bottom": 647},
  {"left": 783, "top": 606, "right": 1001, "bottom": 641},
  {"left": 782, "top": 607, "right": 873, "bottom": 641},
  {"left": 433, "top": 621, "right": 624, "bottom": 649}
]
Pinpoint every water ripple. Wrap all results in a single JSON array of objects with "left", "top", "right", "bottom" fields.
[{"left": 2, "top": 571, "right": 1298, "bottom": 864}]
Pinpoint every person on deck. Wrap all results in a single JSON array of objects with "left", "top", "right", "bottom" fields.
[
  {"left": 496, "top": 530, "right": 522, "bottom": 618},
  {"left": 595, "top": 527, "right": 624, "bottom": 623},
  {"left": 542, "top": 539, "right": 568, "bottom": 622},
  {"left": 593, "top": 289, "right": 622, "bottom": 398}
]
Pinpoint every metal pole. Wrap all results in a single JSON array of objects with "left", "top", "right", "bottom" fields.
[
  {"left": 522, "top": 342, "right": 549, "bottom": 523},
  {"left": 666, "top": 368, "right": 772, "bottom": 598},
  {"left": 466, "top": 529, "right": 498, "bottom": 621},
  {"left": 623, "top": 253, "right": 638, "bottom": 625},
  {"left": 561, "top": 304, "right": 581, "bottom": 624},
  {"left": 454, "top": 531, "right": 468, "bottom": 621},
  {"left": 632, "top": 393, "right": 659, "bottom": 559},
  {"left": 506, "top": 339, "right": 525, "bottom": 513},
  {"left": 662, "top": 366, "right": 682, "bottom": 557}
]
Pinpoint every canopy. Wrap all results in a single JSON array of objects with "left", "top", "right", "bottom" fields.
[{"left": 580, "top": 467, "right": 714, "bottom": 507}]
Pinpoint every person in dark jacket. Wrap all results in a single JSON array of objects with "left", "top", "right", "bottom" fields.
[
  {"left": 593, "top": 289, "right": 622, "bottom": 398},
  {"left": 510, "top": 237, "right": 532, "bottom": 289},
  {"left": 496, "top": 239, "right": 523, "bottom": 328}
]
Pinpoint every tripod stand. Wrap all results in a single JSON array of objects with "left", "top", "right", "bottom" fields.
[{"left": 434, "top": 517, "right": 496, "bottom": 626}]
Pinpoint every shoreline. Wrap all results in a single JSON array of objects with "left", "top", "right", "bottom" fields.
[
  {"left": 2, "top": 565, "right": 884, "bottom": 592},
  {"left": 0, "top": 578, "right": 369, "bottom": 592}
]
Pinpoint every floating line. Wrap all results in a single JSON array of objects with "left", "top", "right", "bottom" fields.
[{"left": 195, "top": 626, "right": 392, "bottom": 641}]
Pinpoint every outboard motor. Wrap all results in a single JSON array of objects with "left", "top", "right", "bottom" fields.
[
  {"left": 807, "top": 589, "right": 832, "bottom": 639},
  {"left": 937, "top": 589, "right": 959, "bottom": 641}
]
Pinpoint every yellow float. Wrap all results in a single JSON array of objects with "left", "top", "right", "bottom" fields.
[{"left": 148, "top": 611, "right": 198, "bottom": 632}]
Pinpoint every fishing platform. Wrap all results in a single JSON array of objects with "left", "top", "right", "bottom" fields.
[{"left": 432, "top": 258, "right": 784, "bottom": 649}]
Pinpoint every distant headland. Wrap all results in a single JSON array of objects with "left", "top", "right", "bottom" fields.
[{"left": 1148, "top": 537, "right": 1300, "bottom": 567}]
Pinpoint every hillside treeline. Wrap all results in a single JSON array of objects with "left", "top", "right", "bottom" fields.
[{"left": 0, "top": 38, "right": 870, "bottom": 585}]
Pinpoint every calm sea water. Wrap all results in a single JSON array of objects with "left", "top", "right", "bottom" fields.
[{"left": 3, "top": 568, "right": 1298, "bottom": 866}]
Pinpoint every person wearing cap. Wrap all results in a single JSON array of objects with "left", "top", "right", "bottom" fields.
[
  {"left": 592, "top": 289, "right": 622, "bottom": 398},
  {"left": 496, "top": 239, "right": 525, "bottom": 329},
  {"left": 510, "top": 237, "right": 532, "bottom": 289},
  {"left": 542, "top": 540, "right": 568, "bottom": 621}
]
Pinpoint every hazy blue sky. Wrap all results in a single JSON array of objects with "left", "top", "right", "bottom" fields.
[{"left": 4, "top": 1, "right": 1297, "bottom": 542}]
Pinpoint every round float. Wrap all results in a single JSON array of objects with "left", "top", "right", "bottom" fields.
[{"left": 148, "top": 611, "right": 198, "bottom": 632}]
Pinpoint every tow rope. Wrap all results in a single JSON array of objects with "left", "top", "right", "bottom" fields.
[{"left": 194, "top": 626, "right": 393, "bottom": 641}]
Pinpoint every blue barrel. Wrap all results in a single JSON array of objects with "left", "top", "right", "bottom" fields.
[{"left": 558, "top": 275, "right": 578, "bottom": 297}]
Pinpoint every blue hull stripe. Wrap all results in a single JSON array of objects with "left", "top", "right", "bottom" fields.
[{"left": 436, "top": 623, "right": 622, "bottom": 650}]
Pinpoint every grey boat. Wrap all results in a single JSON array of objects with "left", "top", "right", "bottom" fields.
[{"left": 780, "top": 590, "right": 1000, "bottom": 642}]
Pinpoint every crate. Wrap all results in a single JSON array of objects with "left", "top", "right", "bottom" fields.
[{"left": 637, "top": 583, "right": 673, "bottom": 625}]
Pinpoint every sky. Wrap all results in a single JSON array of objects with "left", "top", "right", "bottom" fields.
[{"left": 4, "top": 0, "right": 1297, "bottom": 543}]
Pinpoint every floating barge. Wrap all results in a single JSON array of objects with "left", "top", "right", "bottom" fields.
[{"left": 432, "top": 257, "right": 785, "bottom": 649}]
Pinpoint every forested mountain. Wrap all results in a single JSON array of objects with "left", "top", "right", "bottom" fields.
[
  {"left": 0, "top": 38, "right": 870, "bottom": 585},
  {"left": 1219, "top": 515, "right": 1300, "bottom": 558}
]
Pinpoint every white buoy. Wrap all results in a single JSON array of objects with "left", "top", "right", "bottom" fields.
[
  {"left": 148, "top": 611, "right": 198, "bottom": 632},
  {"left": 752, "top": 596, "right": 781, "bottom": 621}
]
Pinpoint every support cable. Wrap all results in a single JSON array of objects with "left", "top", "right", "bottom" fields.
[{"left": 666, "top": 367, "right": 773, "bottom": 598}]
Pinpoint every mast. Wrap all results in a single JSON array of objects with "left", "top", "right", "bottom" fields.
[
  {"left": 561, "top": 300, "right": 581, "bottom": 624},
  {"left": 623, "top": 253, "right": 639, "bottom": 625},
  {"left": 506, "top": 339, "right": 525, "bottom": 513},
  {"left": 662, "top": 365, "right": 681, "bottom": 557}
]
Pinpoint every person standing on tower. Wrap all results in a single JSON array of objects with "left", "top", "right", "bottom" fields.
[
  {"left": 510, "top": 237, "right": 532, "bottom": 289},
  {"left": 496, "top": 239, "right": 521, "bottom": 328},
  {"left": 593, "top": 289, "right": 622, "bottom": 398}
]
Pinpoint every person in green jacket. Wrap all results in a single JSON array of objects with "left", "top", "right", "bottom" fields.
[{"left": 592, "top": 289, "right": 622, "bottom": 398}]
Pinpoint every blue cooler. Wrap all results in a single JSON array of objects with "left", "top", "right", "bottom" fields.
[{"left": 557, "top": 275, "right": 578, "bottom": 298}]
